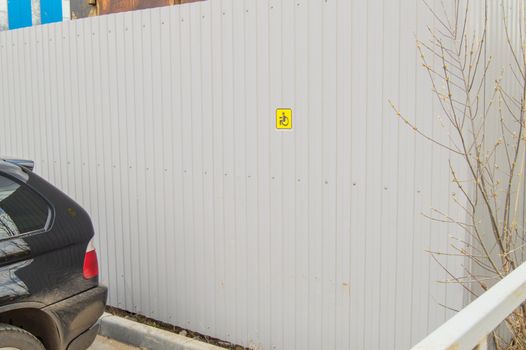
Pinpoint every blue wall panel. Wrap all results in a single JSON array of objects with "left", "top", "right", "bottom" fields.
[
  {"left": 7, "top": 0, "right": 31, "bottom": 29},
  {"left": 40, "top": 0, "right": 62, "bottom": 24}
]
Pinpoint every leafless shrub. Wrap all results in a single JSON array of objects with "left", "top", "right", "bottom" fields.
[{"left": 391, "top": 1, "right": 526, "bottom": 348}]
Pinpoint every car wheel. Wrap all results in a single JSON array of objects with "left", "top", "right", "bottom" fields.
[{"left": 0, "top": 323, "right": 45, "bottom": 350}]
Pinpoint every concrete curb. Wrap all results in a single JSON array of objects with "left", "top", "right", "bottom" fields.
[{"left": 99, "top": 313, "right": 227, "bottom": 350}]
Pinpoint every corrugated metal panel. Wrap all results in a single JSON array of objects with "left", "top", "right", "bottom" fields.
[
  {"left": 0, "top": 0, "right": 499, "bottom": 348},
  {"left": 40, "top": 0, "right": 63, "bottom": 24}
]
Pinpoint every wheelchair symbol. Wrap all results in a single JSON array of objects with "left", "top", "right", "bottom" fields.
[
  {"left": 279, "top": 112, "right": 290, "bottom": 127},
  {"left": 276, "top": 108, "right": 292, "bottom": 129}
]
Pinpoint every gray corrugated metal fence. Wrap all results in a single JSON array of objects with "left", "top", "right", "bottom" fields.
[{"left": 0, "top": 0, "right": 482, "bottom": 349}]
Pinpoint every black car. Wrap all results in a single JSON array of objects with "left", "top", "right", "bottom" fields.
[{"left": 0, "top": 159, "right": 107, "bottom": 350}]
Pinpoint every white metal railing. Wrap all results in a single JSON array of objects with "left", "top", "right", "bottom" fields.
[{"left": 411, "top": 261, "right": 526, "bottom": 350}]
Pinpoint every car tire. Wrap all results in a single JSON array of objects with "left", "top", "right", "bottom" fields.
[{"left": 0, "top": 323, "right": 45, "bottom": 350}]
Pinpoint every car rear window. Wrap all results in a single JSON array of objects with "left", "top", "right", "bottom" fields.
[{"left": 0, "top": 174, "right": 50, "bottom": 239}]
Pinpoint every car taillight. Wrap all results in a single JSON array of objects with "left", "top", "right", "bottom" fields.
[{"left": 83, "top": 239, "right": 99, "bottom": 279}]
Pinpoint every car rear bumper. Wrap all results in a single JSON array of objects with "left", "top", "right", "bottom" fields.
[
  {"left": 43, "top": 286, "right": 107, "bottom": 350},
  {"left": 67, "top": 322, "right": 100, "bottom": 350}
]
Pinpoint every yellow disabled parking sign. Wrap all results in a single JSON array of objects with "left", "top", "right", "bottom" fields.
[{"left": 276, "top": 108, "right": 292, "bottom": 129}]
